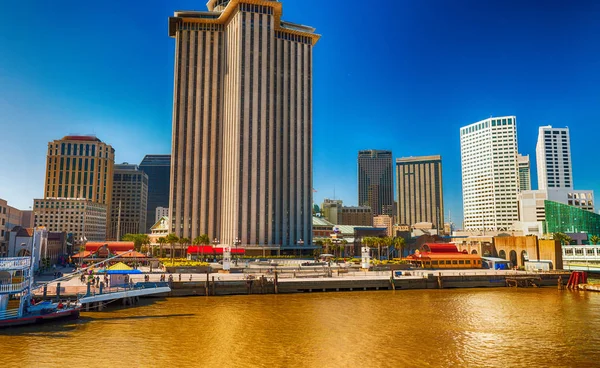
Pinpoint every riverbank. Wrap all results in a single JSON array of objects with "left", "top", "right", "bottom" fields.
[{"left": 34, "top": 268, "right": 568, "bottom": 300}]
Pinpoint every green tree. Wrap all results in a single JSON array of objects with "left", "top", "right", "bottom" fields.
[
  {"left": 122, "top": 233, "right": 145, "bottom": 251},
  {"left": 157, "top": 237, "right": 167, "bottom": 258},
  {"left": 553, "top": 232, "right": 572, "bottom": 246},
  {"left": 382, "top": 236, "right": 393, "bottom": 260},
  {"left": 340, "top": 239, "right": 348, "bottom": 258},
  {"left": 166, "top": 233, "right": 179, "bottom": 261},
  {"left": 393, "top": 237, "right": 406, "bottom": 258},
  {"left": 179, "top": 237, "right": 190, "bottom": 258},
  {"left": 323, "top": 238, "right": 333, "bottom": 255},
  {"left": 590, "top": 235, "right": 600, "bottom": 245}
]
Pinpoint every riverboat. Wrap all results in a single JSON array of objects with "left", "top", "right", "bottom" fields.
[{"left": 0, "top": 249, "right": 81, "bottom": 328}]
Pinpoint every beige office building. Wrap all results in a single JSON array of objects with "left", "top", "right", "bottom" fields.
[
  {"left": 396, "top": 155, "right": 444, "bottom": 231},
  {"left": 373, "top": 215, "right": 393, "bottom": 237},
  {"left": 34, "top": 135, "right": 114, "bottom": 240},
  {"left": 339, "top": 206, "right": 373, "bottom": 227},
  {"left": 169, "top": 0, "right": 319, "bottom": 247}
]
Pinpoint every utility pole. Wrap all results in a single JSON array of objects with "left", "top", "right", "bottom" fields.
[{"left": 116, "top": 200, "right": 122, "bottom": 241}]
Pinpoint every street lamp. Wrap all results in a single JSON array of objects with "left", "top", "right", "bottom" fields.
[
  {"left": 213, "top": 238, "right": 220, "bottom": 262},
  {"left": 233, "top": 237, "right": 241, "bottom": 265},
  {"left": 297, "top": 239, "right": 304, "bottom": 257}
]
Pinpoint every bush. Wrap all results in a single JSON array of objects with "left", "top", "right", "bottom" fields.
[{"left": 159, "top": 258, "right": 209, "bottom": 267}]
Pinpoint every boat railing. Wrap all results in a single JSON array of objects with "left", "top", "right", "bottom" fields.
[
  {"left": 0, "top": 281, "right": 29, "bottom": 294},
  {"left": 0, "top": 309, "right": 20, "bottom": 320},
  {"left": 0, "top": 258, "right": 31, "bottom": 270}
]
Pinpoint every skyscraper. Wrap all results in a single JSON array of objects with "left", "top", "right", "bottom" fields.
[
  {"left": 396, "top": 155, "right": 444, "bottom": 231},
  {"left": 139, "top": 155, "right": 170, "bottom": 233},
  {"left": 34, "top": 135, "right": 114, "bottom": 240},
  {"left": 169, "top": 0, "right": 319, "bottom": 247},
  {"left": 517, "top": 154, "right": 531, "bottom": 191},
  {"left": 536, "top": 126, "right": 573, "bottom": 190},
  {"left": 109, "top": 163, "right": 148, "bottom": 240},
  {"left": 358, "top": 150, "right": 394, "bottom": 216},
  {"left": 460, "top": 117, "right": 519, "bottom": 232}
]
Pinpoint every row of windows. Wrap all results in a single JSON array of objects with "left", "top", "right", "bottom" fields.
[
  {"left": 275, "top": 30, "right": 312, "bottom": 45},
  {"left": 240, "top": 3, "right": 273, "bottom": 14}
]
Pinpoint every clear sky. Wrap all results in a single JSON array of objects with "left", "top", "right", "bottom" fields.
[{"left": 1, "top": 0, "right": 599, "bottom": 228}]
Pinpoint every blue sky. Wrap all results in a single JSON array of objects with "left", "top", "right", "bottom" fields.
[{"left": 1, "top": 0, "right": 599, "bottom": 227}]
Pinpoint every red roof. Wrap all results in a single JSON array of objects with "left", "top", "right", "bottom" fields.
[
  {"left": 115, "top": 251, "right": 148, "bottom": 258},
  {"left": 62, "top": 135, "right": 101, "bottom": 142},
  {"left": 85, "top": 242, "right": 135, "bottom": 252},
  {"left": 71, "top": 251, "right": 93, "bottom": 259},
  {"left": 407, "top": 253, "right": 481, "bottom": 261},
  {"left": 422, "top": 243, "right": 460, "bottom": 253},
  {"left": 187, "top": 246, "right": 245, "bottom": 255}
]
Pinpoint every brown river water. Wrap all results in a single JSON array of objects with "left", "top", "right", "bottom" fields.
[{"left": 0, "top": 288, "right": 599, "bottom": 368}]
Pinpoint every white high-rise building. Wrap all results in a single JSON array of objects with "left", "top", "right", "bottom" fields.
[
  {"left": 536, "top": 126, "right": 573, "bottom": 190},
  {"left": 460, "top": 116, "right": 519, "bottom": 232}
]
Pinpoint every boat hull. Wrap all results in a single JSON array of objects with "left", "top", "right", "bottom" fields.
[{"left": 0, "top": 307, "right": 80, "bottom": 328}]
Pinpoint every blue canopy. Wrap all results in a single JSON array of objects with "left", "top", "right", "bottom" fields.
[{"left": 98, "top": 269, "right": 142, "bottom": 274}]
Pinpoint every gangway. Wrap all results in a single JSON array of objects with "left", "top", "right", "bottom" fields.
[{"left": 78, "top": 282, "right": 170, "bottom": 309}]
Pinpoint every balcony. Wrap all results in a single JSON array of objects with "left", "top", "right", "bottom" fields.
[{"left": 0, "top": 258, "right": 30, "bottom": 271}]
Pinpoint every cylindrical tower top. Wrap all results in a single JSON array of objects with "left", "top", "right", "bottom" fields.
[{"left": 206, "top": 0, "right": 230, "bottom": 11}]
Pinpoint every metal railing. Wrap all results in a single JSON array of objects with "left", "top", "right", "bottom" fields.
[
  {"left": 0, "top": 258, "right": 31, "bottom": 270},
  {"left": 0, "top": 309, "right": 20, "bottom": 320},
  {"left": 0, "top": 281, "right": 28, "bottom": 294}
]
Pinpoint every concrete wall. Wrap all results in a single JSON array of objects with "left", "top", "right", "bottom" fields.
[
  {"left": 493, "top": 236, "right": 538, "bottom": 268},
  {"left": 539, "top": 239, "right": 563, "bottom": 270}
]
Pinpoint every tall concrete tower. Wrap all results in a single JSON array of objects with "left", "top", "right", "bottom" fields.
[{"left": 169, "top": 0, "right": 319, "bottom": 247}]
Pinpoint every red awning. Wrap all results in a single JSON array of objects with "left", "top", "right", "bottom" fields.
[
  {"left": 85, "top": 242, "right": 135, "bottom": 252},
  {"left": 187, "top": 246, "right": 245, "bottom": 255}
]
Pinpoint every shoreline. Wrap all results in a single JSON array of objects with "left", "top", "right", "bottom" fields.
[{"left": 34, "top": 269, "right": 569, "bottom": 302}]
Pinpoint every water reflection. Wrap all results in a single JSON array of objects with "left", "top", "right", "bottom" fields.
[{"left": 0, "top": 289, "right": 599, "bottom": 368}]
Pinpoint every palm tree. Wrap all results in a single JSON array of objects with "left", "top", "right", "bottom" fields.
[
  {"left": 323, "top": 238, "right": 333, "bottom": 255},
  {"left": 340, "top": 239, "right": 348, "bottom": 258},
  {"left": 382, "top": 236, "right": 393, "bottom": 260},
  {"left": 376, "top": 237, "right": 385, "bottom": 261},
  {"left": 140, "top": 234, "right": 150, "bottom": 255},
  {"left": 193, "top": 234, "right": 210, "bottom": 259},
  {"left": 393, "top": 237, "right": 406, "bottom": 258},
  {"left": 157, "top": 237, "right": 167, "bottom": 258},
  {"left": 553, "top": 232, "right": 572, "bottom": 246},
  {"left": 166, "top": 233, "right": 179, "bottom": 261},
  {"left": 179, "top": 237, "right": 190, "bottom": 258},
  {"left": 590, "top": 235, "right": 600, "bottom": 245}
]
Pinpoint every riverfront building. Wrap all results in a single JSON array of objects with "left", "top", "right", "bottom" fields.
[
  {"left": 0, "top": 199, "right": 29, "bottom": 257},
  {"left": 460, "top": 117, "right": 519, "bottom": 232},
  {"left": 536, "top": 126, "right": 573, "bottom": 190},
  {"left": 321, "top": 199, "right": 372, "bottom": 226},
  {"left": 109, "top": 164, "right": 148, "bottom": 240},
  {"left": 34, "top": 135, "right": 114, "bottom": 240},
  {"left": 169, "top": 0, "right": 319, "bottom": 248},
  {"left": 139, "top": 155, "right": 170, "bottom": 233},
  {"left": 396, "top": 155, "right": 444, "bottom": 231},
  {"left": 517, "top": 154, "right": 531, "bottom": 191},
  {"left": 358, "top": 150, "right": 394, "bottom": 216}
]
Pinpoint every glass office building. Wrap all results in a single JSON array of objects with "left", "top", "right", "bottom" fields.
[
  {"left": 139, "top": 155, "right": 171, "bottom": 233},
  {"left": 544, "top": 200, "right": 600, "bottom": 235}
]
